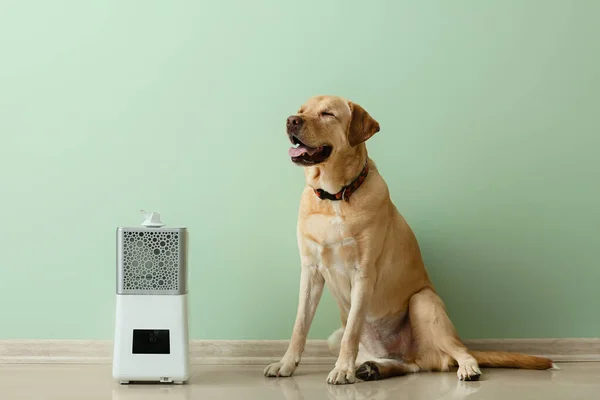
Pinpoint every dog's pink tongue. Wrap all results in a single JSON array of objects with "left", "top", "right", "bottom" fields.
[{"left": 289, "top": 145, "right": 320, "bottom": 157}]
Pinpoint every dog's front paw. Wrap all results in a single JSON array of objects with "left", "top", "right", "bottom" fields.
[
  {"left": 264, "top": 360, "right": 297, "bottom": 378},
  {"left": 457, "top": 362, "right": 482, "bottom": 381},
  {"left": 327, "top": 366, "right": 356, "bottom": 385}
]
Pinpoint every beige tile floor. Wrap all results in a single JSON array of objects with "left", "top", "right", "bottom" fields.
[{"left": 0, "top": 363, "right": 598, "bottom": 400}]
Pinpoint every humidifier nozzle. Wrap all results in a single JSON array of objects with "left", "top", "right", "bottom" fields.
[{"left": 140, "top": 210, "right": 165, "bottom": 228}]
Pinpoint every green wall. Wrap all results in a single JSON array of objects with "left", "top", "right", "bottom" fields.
[{"left": 1, "top": 1, "right": 598, "bottom": 340}]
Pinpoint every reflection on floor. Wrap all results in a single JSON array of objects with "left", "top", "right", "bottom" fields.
[{"left": 1, "top": 363, "right": 598, "bottom": 400}]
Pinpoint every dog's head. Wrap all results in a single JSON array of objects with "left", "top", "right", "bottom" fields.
[{"left": 286, "top": 95, "right": 380, "bottom": 166}]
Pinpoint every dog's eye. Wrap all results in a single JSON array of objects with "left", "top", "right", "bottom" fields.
[{"left": 320, "top": 111, "right": 335, "bottom": 118}]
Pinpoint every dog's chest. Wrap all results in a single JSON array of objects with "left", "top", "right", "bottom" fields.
[{"left": 299, "top": 203, "right": 359, "bottom": 276}]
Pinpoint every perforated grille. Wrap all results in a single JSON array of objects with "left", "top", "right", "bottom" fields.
[{"left": 121, "top": 231, "right": 180, "bottom": 292}]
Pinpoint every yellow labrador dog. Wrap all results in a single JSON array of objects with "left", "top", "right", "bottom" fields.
[{"left": 264, "top": 95, "right": 554, "bottom": 385}]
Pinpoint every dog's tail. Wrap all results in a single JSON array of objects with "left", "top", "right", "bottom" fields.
[{"left": 470, "top": 351, "right": 555, "bottom": 370}]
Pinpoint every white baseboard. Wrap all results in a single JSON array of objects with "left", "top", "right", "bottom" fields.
[{"left": 0, "top": 339, "right": 599, "bottom": 365}]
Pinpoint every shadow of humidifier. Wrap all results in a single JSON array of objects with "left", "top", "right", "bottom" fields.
[{"left": 112, "top": 211, "right": 190, "bottom": 384}]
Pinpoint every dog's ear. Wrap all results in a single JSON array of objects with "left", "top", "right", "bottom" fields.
[{"left": 347, "top": 102, "right": 380, "bottom": 147}]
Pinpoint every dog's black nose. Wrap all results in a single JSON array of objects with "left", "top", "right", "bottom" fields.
[{"left": 287, "top": 115, "right": 303, "bottom": 132}]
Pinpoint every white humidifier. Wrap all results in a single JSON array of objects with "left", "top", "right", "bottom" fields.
[{"left": 112, "top": 211, "right": 190, "bottom": 384}]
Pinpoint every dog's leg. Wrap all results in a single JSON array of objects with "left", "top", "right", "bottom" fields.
[
  {"left": 326, "top": 273, "right": 374, "bottom": 385},
  {"left": 409, "top": 288, "right": 482, "bottom": 381},
  {"left": 264, "top": 266, "right": 324, "bottom": 377},
  {"left": 355, "top": 359, "right": 420, "bottom": 381},
  {"left": 327, "top": 327, "right": 344, "bottom": 356},
  {"left": 351, "top": 326, "right": 420, "bottom": 382}
]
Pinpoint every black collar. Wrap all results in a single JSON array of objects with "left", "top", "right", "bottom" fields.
[{"left": 314, "top": 163, "right": 369, "bottom": 202}]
